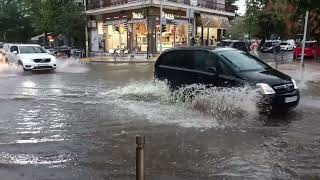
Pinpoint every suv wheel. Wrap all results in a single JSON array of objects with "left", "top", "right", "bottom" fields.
[{"left": 18, "top": 60, "right": 28, "bottom": 72}]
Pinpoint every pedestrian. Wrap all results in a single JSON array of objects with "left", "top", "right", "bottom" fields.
[
  {"left": 190, "top": 37, "right": 196, "bottom": 46},
  {"left": 250, "top": 40, "right": 259, "bottom": 57}
]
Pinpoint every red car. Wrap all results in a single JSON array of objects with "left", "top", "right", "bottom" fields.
[{"left": 293, "top": 41, "right": 320, "bottom": 59}]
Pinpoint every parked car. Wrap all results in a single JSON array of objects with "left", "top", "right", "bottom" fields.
[
  {"left": 3, "top": 43, "right": 57, "bottom": 71},
  {"left": 218, "top": 40, "right": 249, "bottom": 52},
  {"left": 154, "top": 47, "right": 299, "bottom": 113},
  {"left": 280, "top": 40, "right": 295, "bottom": 51},
  {"left": 42, "top": 46, "right": 55, "bottom": 55},
  {"left": 53, "top": 46, "right": 71, "bottom": 58},
  {"left": 260, "top": 41, "right": 281, "bottom": 53},
  {"left": 293, "top": 41, "right": 320, "bottom": 59}
]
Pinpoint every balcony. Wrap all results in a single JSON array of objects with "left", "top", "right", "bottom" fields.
[{"left": 86, "top": 0, "right": 233, "bottom": 13}]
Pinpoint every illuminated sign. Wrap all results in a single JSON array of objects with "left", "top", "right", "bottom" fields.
[
  {"left": 161, "top": 12, "right": 175, "bottom": 20},
  {"left": 132, "top": 12, "right": 144, "bottom": 19}
]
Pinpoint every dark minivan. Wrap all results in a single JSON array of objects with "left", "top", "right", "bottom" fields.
[{"left": 154, "top": 47, "right": 300, "bottom": 113}]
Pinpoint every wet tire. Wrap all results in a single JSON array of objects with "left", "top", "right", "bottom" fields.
[{"left": 18, "top": 60, "right": 28, "bottom": 72}]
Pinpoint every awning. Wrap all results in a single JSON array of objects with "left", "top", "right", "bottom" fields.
[
  {"left": 200, "top": 14, "right": 231, "bottom": 29},
  {"left": 30, "top": 33, "right": 53, "bottom": 41}
]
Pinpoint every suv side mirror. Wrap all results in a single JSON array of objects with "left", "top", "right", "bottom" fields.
[
  {"left": 12, "top": 51, "right": 18, "bottom": 54},
  {"left": 208, "top": 67, "right": 217, "bottom": 74}
]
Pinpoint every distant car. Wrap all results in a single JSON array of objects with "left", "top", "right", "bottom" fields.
[
  {"left": 260, "top": 41, "right": 281, "bottom": 53},
  {"left": 218, "top": 40, "right": 249, "bottom": 52},
  {"left": 53, "top": 46, "right": 71, "bottom": 57},
  {"left": 280, "top": 41, "right": 295, "bottom": 51},
  {"left": 154, "top": 47, "right": 300, "bottom": 113},
  {"left": 293, "top": 41, "right": 320, "bottom": 59},
  {"left": 42, "top": 46, "right": 55, "bottom": 55},
  {"left": 3, "top": 43, "right": 57, "bottom": 71}
]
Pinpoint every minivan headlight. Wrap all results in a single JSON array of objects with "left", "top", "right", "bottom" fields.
[
  {"left": 292, "top": 78, "right": 298, "bottom": 89},
  {"left": 256, "top": 83, "right": 276, "bottom": 95}
]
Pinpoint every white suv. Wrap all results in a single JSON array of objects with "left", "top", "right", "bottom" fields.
[{"left": 3, "top": 44, "right": 57, "bottom": 71}]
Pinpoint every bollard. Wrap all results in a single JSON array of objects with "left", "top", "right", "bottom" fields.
[
  {"left": 274, "top": 51, "right": 278, "bottom": 69},
  {"left": 281, "top": 49, "right": 284, "bottom": 62},
  {"left": 136, "top": 136, "right": 145, "bottom": 180}
]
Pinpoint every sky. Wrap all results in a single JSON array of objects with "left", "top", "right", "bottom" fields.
[{"left": 235, "top": 0, "right": 246, "bottom": 15}]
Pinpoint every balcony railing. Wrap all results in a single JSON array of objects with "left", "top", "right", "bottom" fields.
[{"left": 86, "top": 0, "right": 233, "bottom": 13}]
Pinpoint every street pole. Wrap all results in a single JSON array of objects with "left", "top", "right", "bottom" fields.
[
  {"left": 84, "top": 0, "right": 89, "bottom": 57},
  {"left": 187, "top": 8, "right": 190, "bottom": 46},
  {"left": 301, "top": 10, "right": 309, "bottom": 68},
  {"left": 159, "top": 0, "right": 163, "bottom": 53}
]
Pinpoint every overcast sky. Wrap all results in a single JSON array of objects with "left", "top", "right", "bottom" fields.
[{"left": 235, "top": 0, "right": 246, "bottom": 15}]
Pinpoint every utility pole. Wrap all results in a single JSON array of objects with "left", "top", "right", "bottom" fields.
[
  {"left": 159, "top": 0, "right": 163, "bottom": 53},
  {"left": 301, "top": 10, "right": 309, "bottom": 68},
  {"left": 84, "top": 0, "right": 89, "bottom": 57}
]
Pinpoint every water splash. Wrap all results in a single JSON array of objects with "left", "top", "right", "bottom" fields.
[
  {"left": 109, "top": 80, "right": 260, "bottom": 127},
  {"left": 55, "top": 57, "right": 89, "bottom": 73},
  {"left": 0, "top": 63, "right": 21, "bottom": 76}
]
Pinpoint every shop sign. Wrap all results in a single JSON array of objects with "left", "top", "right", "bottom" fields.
[
  {"left": 161, "top": 12, "right": 174, "bottom": 20},
  {"left": 190, "top": 0, "right": 197, "bottom": 6},
  {"left": 132, "top": 12, "right": 144, "bottom": 19}
]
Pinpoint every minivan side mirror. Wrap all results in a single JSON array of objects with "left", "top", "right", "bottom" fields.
[
  {"left": 12, "top": 51, "right": 18, "bottom": 54},
  {"left": 208, "top": 67, "right": 217, "bottom": 74}
]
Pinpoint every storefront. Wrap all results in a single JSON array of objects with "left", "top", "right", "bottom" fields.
[
  {"left": 89, "top": 9, "right": 230, "bottom": 54},
  {"left": 196, "top": 14, "right": 230, "bottom": 45}
]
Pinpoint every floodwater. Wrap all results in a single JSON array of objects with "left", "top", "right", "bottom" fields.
[{"left": 0, "top": 58, "right": 320, "bottom": 180}]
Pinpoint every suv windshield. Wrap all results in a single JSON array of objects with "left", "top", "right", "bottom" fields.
[
  {"left": 220, "top": 41, "right": 232, "bottom": 46},
  {"left": 19, "top": 46, "right": 47, "bottom": 54},
  {"left": 263, "top": 42, "right": 273, "bottom": 47},
  {"left": 219, "top": 50, "right": 270, "bottom": 72},
  {"left": 281, "top": 42, "right": 288, "bottom": 45}
]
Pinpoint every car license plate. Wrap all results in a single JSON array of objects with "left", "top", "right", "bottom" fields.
[
  {"left": 39, "top": 64, "right": 49, "bottom": 66},
  {"left": 285, "top": 96, "right": 298, "bottom": 103}
]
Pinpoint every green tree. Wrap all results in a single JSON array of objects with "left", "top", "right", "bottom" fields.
[
  {"left": 226, "top": 16, "right": 247, "bottom": 39},
  {"left": 0, "top": 0, "right": 34, "bottom": 42},
  {"left": 244, "top": 0, "right": 268, "bottom": 38},
  {"left": 24, "top": 0, "right": 86, "bottom": 47},
  {"left": 257, "top": 11, "right": 285, "bottom": 39}
]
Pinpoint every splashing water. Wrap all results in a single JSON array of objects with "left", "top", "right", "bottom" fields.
[
  {"left": 109, "top": 80, "right": 261, "bottom": 127},
  {"left": 55, "top": 58, "right": 89, "bottom": 73},
  {"left": 0, "top": 63, "right": 22, "bottom": 76}
]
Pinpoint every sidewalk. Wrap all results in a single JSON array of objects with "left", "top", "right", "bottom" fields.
[{"left": 81, "top": 54, "right": 158, "bottom": 63}]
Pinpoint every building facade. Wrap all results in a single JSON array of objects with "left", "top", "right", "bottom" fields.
[{"left": 85, "top": 0, "right": 234, "bottom": 55}]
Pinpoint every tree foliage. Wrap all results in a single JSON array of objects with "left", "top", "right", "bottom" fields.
[
  {"left": 23, "top": 0, "right": 86, "bottom": 47},
  {"left": 0, "top": 0, "right": 34, "bottom": 42}
]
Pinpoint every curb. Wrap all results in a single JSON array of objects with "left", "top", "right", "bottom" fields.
[{"left": 88, "top": 60, "right": 156, "bottom": 63}]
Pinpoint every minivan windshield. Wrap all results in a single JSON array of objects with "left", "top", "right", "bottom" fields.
[
  {"left": 219, "top": 50, "right": 270, "bottom": 72},
  {"left": 19, "top": 46, "right": 47, "bottom": 54}
]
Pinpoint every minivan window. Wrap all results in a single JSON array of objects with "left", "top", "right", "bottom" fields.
[
  {"left": 160, "top": 50, "right": 193, "bottom": 69},
  {"left": 193, "top": 50, "right": 217, "bottom": 71},
  {"left": 219, "top": 51, "right": 270, "bottom": 72}
]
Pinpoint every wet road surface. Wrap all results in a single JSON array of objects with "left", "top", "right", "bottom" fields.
[{"left": 0, "top": 59, "right": 320, "bottom": 179}]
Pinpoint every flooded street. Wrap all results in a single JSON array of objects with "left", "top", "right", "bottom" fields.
[{"left": 0, "top": 59, "right": 320, "bottom": 180}]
